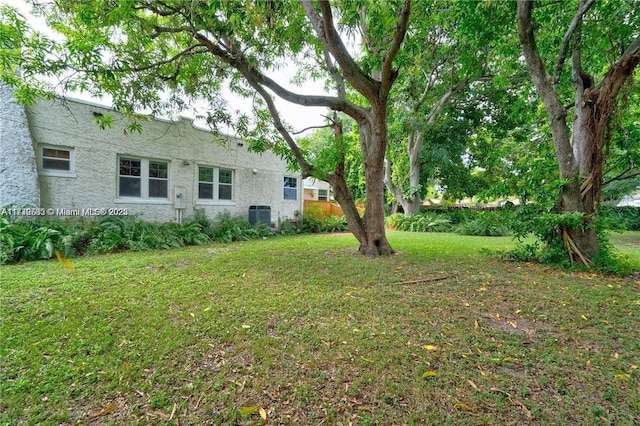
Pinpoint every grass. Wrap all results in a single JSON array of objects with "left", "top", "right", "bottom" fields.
[
  {"left": 1, "top": 231, "right": 639, "bottom": 425},
  {"left": 610, "top": 231, "right": 640, "bottom": 270}
]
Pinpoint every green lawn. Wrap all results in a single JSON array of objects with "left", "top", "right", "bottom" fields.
[{"left": 1, "top": 231, "right": 638, "bottom": 425}]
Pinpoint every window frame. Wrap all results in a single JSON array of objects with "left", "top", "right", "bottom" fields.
[
  {"left": 318, "top": 189, "right": 329, "bottom": 201},
  {"left": 117, "top": 156, "right": 170, "bottom": 201},
  {"left": 39, "top": 145, "right": 76, "bottom": 178},
  {"left": 283, "top": 176, "right": 298, "bottom": 200},
  {"left": 197, "top": 165, "right": 235, "bottom": 204}
]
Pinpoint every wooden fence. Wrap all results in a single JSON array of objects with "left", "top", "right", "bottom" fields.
[{"left": 303, "top": 200, "right": 344, "bottom": 218}]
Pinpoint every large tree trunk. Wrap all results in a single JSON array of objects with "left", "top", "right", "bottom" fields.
[
  {"left": 359, "top": 104, "right": 394, "bottom": 255},
  {"left": 326, "top": 115, "right": 393, "bottom": 256},
  {"left": 517, "top": 1, "right": 639, "bottom": 264}
]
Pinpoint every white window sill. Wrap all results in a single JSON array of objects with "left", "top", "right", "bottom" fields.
[
  {"left": 114, "top": 199, "right": 172, "bottom": 205},
  {"left": 196, "top": 200, "right": 236, "bottom": 207},
  {"left": 40, "top": 170, "right": 77, "bottom": 178}
]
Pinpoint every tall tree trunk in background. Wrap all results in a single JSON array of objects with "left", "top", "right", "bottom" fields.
[{"left": 517, "top": 1, "right": 640, "bottom": 264}]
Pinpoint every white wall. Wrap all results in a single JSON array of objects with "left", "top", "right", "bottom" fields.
[
  {"left": 0, "top": 84, "right": 40, "bottom": 207},
  {"left": 24, "top": 97, "right": 302, "bottom": 223}
]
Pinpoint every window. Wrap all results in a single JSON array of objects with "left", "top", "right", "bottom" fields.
[
  {"left": 118, "top": 157, "right": 169, "bottom": 199},
  {"left": 148, "top": 161, "right": 168, "bottom": 198},
  {"left": 218, "top": 169, "right": 233, "bottom": 200},
  {"left": 318, "top": 189, "right": 329, "bottom": 201},
  {"left": 198, "top": 166, "right": 234, "bottom": 201},
  {"left": 198, "top": 167, "right": 214, "bottom": 200},
  {"left": 40, "top": 146, "right": 75, "bottom": 177},
  {"left": 284, "top": 177, "right": 298, "bottom": 200},
  {"left": 119, "top": 158, "right": 141, "bottom": 197}
]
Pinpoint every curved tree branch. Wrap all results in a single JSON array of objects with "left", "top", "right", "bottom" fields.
[
  {"left": 193, "top": 31, "right": 369, "bottom": 123},
  {"left": 552, "top": 0, "right": 596, "bottom": 85}
]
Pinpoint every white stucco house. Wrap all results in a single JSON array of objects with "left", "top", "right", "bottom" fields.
[{"left": 0, "top": 84, "right": 302, "bottom": 225}]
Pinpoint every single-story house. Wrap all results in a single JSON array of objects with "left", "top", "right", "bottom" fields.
[
  {"left": 303, "top": 177, "right": 332, "bottom": 201},
  {"left": 0, "top": 84, "right": 302, "bottom": 225}
]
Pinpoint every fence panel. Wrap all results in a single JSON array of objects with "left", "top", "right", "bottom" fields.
[{"left": 304, "top": 200, "right": 344, "bottom": 217}]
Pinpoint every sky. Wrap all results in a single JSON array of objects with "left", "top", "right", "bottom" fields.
[{"left": 2, "top": 0, "right": 329, "bottom": 137}]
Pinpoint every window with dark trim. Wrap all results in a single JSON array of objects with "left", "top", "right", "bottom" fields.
[
  {"left": 118, "top": 157, "right": 169, "bottom": 199},
  {"left": 284, "top": 177, "right": 298, "bottom": 200},
  {"left": 40, "top": 146, "right": 75, "bottom": 176},
  {"left": 198, "top": 166, "right": 234, "bottom": 201}
]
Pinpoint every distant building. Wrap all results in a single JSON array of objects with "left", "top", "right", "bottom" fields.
[{"left": 303, "top": 177, "right": 332, "bottom": 201}]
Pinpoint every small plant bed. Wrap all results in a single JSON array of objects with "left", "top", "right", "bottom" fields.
[{"left": 1, "top": 232, "right": 638, "bottom": 424}]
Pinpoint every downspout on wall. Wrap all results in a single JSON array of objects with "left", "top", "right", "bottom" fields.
[{"left": 0, "top": 83, "right": 40, "bottom": 207}]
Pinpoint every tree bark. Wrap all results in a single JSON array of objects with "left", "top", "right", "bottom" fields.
[
  {"left": 517, "top": 1, "right": 640, "bottom": 264},
  {"left": 360, "top": 103, "right": 394, "bottom": 255},
  {"left": 517, "top": 0, "right": 595, "bottom": 263}
]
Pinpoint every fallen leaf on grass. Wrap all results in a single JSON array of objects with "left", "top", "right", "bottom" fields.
[
  {"left": 423, "top": 344, "right": 438, "bottom": 351},
  {"left": 55, "top": 251, "right": 75, "bottom": 272},
  {"left": 422, "top": 370, "right": 437, "bottom": 379},
  {"left": 90, "top": 402, "right": 117, "bottom": 418},
  {"left": 467, "top": 379, "right": 479, "bottom": 391},
  {"left": 239, "top": 405, "right": 268, "bottom": 423},
  {"left": 455, "top": 402, "right": 474, "bottom": 412},
  {"left": 239, "top": 405, "right": 260, "bottom": 416},
  {"left": 241, "top": 324, "right": 251, "bottom": 329},
  {"left": 614, "top": 373, "right": 630, "bottom": 381}
]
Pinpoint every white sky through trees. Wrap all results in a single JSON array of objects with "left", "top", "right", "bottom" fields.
[{"left": 3, "top": 0, "right": 329, "bottom": 137}]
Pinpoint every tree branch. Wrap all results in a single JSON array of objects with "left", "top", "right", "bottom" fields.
[
  {"left": 552, "top": 0, "right": 596, "bottom": 85},
  {"left": 380, "top": 0, "right": 411, "bottom": 97},
  {"left": 384, "top": 158, "right": 405, "bottom": 203},
  {"left": 301, "top": 0, "right": 380, "bottom": 100},
  {"left": 425, "top": 77, "right": 469, "bottom": 124},
  {"left": 193, "top": 31, "right": 369, "bottom": 123},
  {"left": 242, "top": 72, "right": 314, "bottom": 177},
  {"left": 292, "top": 124, "right": 333, "bottom": 135},
  {"left": 603, "top": 167, "right": 639, "bottom": 186},
  {"left": 119, "top": 44, "right": 207, "bottom": 73}
]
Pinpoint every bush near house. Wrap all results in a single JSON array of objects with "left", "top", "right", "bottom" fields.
[
  {"left": 0, "top": 212, "right": 271, "bottom": 264},
  {"left": 0, "top": 207, "right": 354, "bottom": 264},
  {"left": 300, "top": 203, "right": 349, "bottom": 233}
]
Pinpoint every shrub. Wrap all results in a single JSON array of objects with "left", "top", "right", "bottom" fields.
[
  {"left": 385, "top": 213, "right": 452, "bottom": 233},
  {"left": 601, "top": 206, "right": 640, "bottom": 231},
  {"left": 455, "top": 211, "right": 512, "bottom": 237},
  {"left": 300, "top": 205, "right": 348, "bottom": 233},
  {"left": 208, "top": 212, "right": 271, "bottom": 243},
  {"left": 0, "top": 212, "right": 219, "bottom": 264}
]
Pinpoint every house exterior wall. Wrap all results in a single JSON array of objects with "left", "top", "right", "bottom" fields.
[
  {"left": 21, "top": 97, "right": 302, "bottom": 224},
  {"left": 0, "top": 84, "right": 40, "bottom": 207},
  {"left": 303, "top": 177, "right": 332, "bottom": 201}
]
